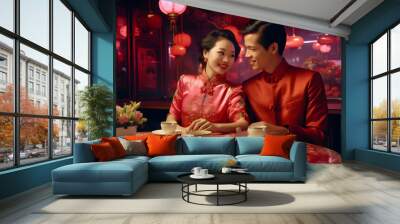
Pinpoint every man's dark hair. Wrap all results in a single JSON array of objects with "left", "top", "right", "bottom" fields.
[
  {"left": 242, "top": 21, "right": 286, "bottom": 55},
  {"left": 199, "top": 29, "right": 240, "bottom": 68}
]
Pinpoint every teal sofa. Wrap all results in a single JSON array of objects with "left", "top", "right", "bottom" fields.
[{"left": 52, "top": 137, "right": 306, "bottom": 196}]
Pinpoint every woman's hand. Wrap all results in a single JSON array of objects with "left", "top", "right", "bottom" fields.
[{"left": 187, "top": 118, "right": 217, "bottom": 132}]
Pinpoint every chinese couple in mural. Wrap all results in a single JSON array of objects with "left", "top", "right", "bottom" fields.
[{"left": 166, "top": 21, "right": 328, "bottom": 146}]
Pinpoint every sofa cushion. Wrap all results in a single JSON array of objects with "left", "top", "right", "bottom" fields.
[
  {"left": 148, "top": 154, "right": 235, "bottom": 172},
  {"left": 147, "top": 134, "right": 178, "bottom": 156},
  {"left": 260, "top": 134, "right": 296, "bottom": 159},
  {"left": 235, "top": 137, "right": 263, "bottom": 155},
  {"left": 236, "top": 155, "right": 293, "bottom": 172},
  {"left": 53, "top": 163, "right": 137, "bottom": 183},
  {"left": 119, "top": 138, "right": 147, "bottom": 156},
  {"left": 101, "top": 137, "right": 127, "bottom": 158},
  {"left": 91, "top": 142, "right": 118, "bottom": 161},
  {"left": 177, "top": 137, "right": 236, "bottom": 155}
]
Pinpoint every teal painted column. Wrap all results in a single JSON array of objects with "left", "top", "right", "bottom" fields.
[{"left": 91, "top": 0, "right": 116, "bottom": 136}]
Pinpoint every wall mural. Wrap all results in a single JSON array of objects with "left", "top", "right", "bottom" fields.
[{"left": 115, "top": 0, "right": 342, "bottom": 162}]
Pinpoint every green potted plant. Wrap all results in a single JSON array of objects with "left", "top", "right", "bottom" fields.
[
  {"left": 79, "top": 84, "right": 113, "bottom": 140},
  {"left": 116, "top": 101, "right": 147, "bottom": 136}
]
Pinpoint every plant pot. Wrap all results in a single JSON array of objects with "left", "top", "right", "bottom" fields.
[{"left": 116, "top": 126, "right": 137, "bottom": 137}]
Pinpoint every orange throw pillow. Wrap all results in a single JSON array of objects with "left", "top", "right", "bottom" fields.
[
  {"left": 260, "top": 134, "right": 296, "bottom": 159},
  {"left": 91, "top": 142, "right": 117, "bottom": 161},
  {"left": 125, "top": 135, "right": 149, "bottom": 141},
  {"left": 101, "top": 137, "right": 126, "bottom": 158},
  {"left": 146, "top": 134, "right": 178, "bottom": 157}
]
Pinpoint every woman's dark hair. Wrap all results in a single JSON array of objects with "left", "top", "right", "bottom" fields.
[
  {"left": 242, "top": 21, "right": 286, "bottom": 55},
  {"left": 199, "top": 29, "right": 240, "bottom": 68}
]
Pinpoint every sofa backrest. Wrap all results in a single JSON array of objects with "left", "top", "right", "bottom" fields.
[
  {"left": 177, "top": 137, "right": 236, "bottom": 155},
  {"left": 235, "top": 137, "right": 264, "bottom": 155},
  {"left": 73, "top": 139, "right": 100, "bottom": 163}
]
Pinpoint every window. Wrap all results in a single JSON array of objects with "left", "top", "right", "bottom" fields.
[
  {"left": 0, "top": 54, "right": 7, "bottom": 87},
  {"left": 0, "top": 71, "right": 6, "bottom": 85},
  {"left": 35, "top": 70, "right": 41, "bottom": 81},
  {"left": 36, "top": 83, "right": 40, "bottom": 95},
  {"left": 371, "top": 23, "right": 400, "bottom": 154},
  {"left": 28, "top": 81, "right": 34, "bottom": 94},
  {"left": 20, "top": 0, "right": 49, "bottom": 49},
  {"left": 0, "top": 0, "right": 91, "bottom": 170},
  {"left": 74, "top": 17, "right": 90, "bottom": 70},
  {"left": 29, "top": 67, "right": 34, "bottom": 80},
  {"left": 0, "top": 0, "right": 14, "bottom": 32},
  {"left": 0, "top": 55, "right": 7, "bottom": 67},
  {"left": 42, "top": 85, "right": 46, "bottom": 97}
]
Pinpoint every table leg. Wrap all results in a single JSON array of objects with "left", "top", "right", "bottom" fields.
[
  {"left": 245, "top": 183, "right": 247, "bottom": 201},
  {"left": 217, "top": 184, "right": 219, "bottom": 206}
]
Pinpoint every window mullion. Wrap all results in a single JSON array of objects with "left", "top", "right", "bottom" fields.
[{"left": 48, "top": 0, "right": 54, "bottom": 160}]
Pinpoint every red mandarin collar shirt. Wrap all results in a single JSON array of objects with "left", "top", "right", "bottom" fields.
[{"left": 243, "top": 59, "right": 328, "bottom": 145}]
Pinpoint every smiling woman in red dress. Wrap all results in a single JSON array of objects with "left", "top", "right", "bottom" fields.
[{"left": 166, "top": 29, "right": 249, "bottom": 133}]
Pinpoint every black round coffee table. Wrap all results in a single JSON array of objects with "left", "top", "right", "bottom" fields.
[{"left": 177, "top": 173, "right": 255, "bottom": 206}]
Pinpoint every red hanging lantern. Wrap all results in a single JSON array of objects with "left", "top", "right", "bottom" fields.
[
  {"left": 312, "top": 42, "right": 321, "bottom": 51},
  {"left": 173, "top": 32, "right": 192, "bottom": 47},
  {"left": 320, "top": 44, "right": 332, "bottom": 53},
  {"left": 159, "top": 0, "right": 186, "bottom": 31},
  {"left": 286, "top": 35, "right": 304, "bottom": 49},
  {"left": 146, "top": 13, "right": 162, "bottom": 30},
  {"left": 171, "top": 44, "right": 186, "bottom": 56},
  {"left": 159, "top": 0, "right": 186, "bottom": 15},
  {"left": 318, "top": 35, "right": 335, "bottom": 45}
]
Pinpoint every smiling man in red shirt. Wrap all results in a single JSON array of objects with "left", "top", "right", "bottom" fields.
[{"left": 242, "top": 21, "right": 328, "bottom": 145}]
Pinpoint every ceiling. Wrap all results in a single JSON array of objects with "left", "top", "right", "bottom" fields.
[{"left": 171, "top": 0, "right": 384, "bottom": 38}]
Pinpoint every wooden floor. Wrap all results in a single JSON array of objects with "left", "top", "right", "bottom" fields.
[{"left": 1, "top": 162, "right": 400, "bottom": 224}]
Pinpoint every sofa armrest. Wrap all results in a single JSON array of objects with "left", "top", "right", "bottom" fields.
[
  {"left": 289, "top": 141, "right": 307, "bottom": 182},
  {"left": 73, "top": 140, "right": 100, "bottom": 163}
]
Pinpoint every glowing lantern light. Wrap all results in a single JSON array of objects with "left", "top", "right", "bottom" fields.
[
  {"left": 318, "top": 34, "right": 335, "bottom": 45},
  {"left": 320, "top": 44, "right": 331, "bottom": 53},
  {"left": 173, "top": 33, "right": 192, "bottom": 47},
  {"left": 312, "top": 42, "right": 321, "bottom": 51},
  {"left": 286, "top": 35, "right": 304, "bottom": 49},
  {"left": 159, "top": 0, "right": 186, "bottom": 30},
  {"left": 171, "top": 44, "right": 186, "bottom": 56},
  {"left": 119, "top": 25, "right": 127, "bottom": 39}
]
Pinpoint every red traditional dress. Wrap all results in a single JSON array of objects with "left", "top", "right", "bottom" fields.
[
  {"left": 243, "top": 59, "right": 328, "bottom": 145},
  {"left": 169, "top": 71, "right": 248, "bottom": 127}
]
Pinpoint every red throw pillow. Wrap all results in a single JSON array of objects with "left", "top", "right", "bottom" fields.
[
  {"left": 146, "top": 134, "right": 178, "bottom": 157},
  {"left": 260, "top": 134, "right": 296, "bottom": 159},
  {"left": 101, "top": 137, "right": 126, "bottom": 158},
  {"left": 91, "top": 142, "right": 117, "bottom": 161}
]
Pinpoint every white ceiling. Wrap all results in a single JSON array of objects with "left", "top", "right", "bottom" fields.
[{"left": 171, "top": 0, "right": 384, "bottom": 38}]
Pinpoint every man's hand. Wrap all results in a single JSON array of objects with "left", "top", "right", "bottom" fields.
[{"left": 249, "top": 121, "right": 289, "bottom": 135}]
